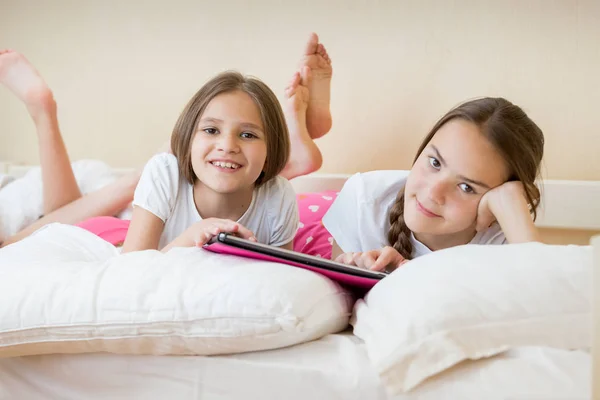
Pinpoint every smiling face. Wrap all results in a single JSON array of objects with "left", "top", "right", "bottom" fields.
[
  {"left": 189, "top": 90, "right": 267, "bottom": 195},
  {"left": 403, "top": 119, "right": 510, "bottom": 241}
]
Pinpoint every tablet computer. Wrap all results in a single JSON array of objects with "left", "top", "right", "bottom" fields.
[{"left": 204, "top": 232, "right": 387, "bottom": 289}]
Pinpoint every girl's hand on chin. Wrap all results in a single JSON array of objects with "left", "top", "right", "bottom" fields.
[{"left": 476, "top": 181, "right": 527, "bottom": 232}]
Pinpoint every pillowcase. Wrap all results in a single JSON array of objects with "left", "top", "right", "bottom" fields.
[
  {"left": 351, "top": 242, "right": 592, "bottom": 395},
  {"left": 0, "top": 173, "right": 14, "bottom": 189},
  {"left": 293, "top": 191, "right": 338, "bottom": 258},
  {"left": 0, "top": 223, "right": 353, "bottom": 358}
]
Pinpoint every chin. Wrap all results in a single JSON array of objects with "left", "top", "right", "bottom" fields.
[
  {"left": 403, "top": 211, "right": 422, "bottom": 233},
  {"left": 404, "top": 212, "right": 440, "bottom": 235},
  {"left": 209, "top": 184, "right": 242, "bottom": 194}
]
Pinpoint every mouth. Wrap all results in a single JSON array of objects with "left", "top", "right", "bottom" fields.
[
  {"left": 209, "top": 160, "right": 242, "bottom": 170},
  {"left": 416, "top": 199, "right": 441, "bottom": 218}
]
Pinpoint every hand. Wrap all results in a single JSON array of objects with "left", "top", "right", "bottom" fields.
[
  {"left": 186, "top": 218, "right": 256, "bottom": 247},
  {"left": 476, "top": 181, "right": 527, "bottom": 232},
  {"left": 334, "top": 246, "right": 407, "bottom": 272}
]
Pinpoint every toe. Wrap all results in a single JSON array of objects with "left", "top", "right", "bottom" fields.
[
  {"left": 302, "top": 32, "right": 319, "bottom": 56},
  {"left": 290, "top": 71, "right": 301, "bottom": 87}
]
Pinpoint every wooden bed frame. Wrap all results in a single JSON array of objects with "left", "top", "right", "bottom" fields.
[{"left": 2, "top": 164, "right": 599, "bottom": 396}]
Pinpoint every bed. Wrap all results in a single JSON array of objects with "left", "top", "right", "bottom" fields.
[
  {"left": 0, "top": 333, "right": 593, "bottom": 400},
  {"left": 0, "top": 163, "right": 599, "bottom": 400}
]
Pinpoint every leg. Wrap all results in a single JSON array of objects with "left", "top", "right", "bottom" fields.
[
  {"left": 1, "top": 169, "right": 141, "bottom": 247},
  {"left": 299, "top": 33, "right": 333, "bottom": 139},
  {"left": 0, "top": 139, "right": 172, "bottom": 247},
  {"left": 0, "top": 49, "right": 81, "bottom": 215},
  {"left": 280, "top": 68, "right": 323, "bottom": 180}
]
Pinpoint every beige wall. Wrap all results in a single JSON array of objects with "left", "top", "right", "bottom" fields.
[
  {"left": 1, "top": 0, "right": 599, "bottom": 180},
  {"left": 1, "top": 0, "right": 599, "bottom": 245}
]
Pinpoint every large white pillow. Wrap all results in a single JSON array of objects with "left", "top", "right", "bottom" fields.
[
  {"left": 351, "top": 242, "right": 592, "bottom": 395},
  {"left": 0, "top": 224, "right": 352, "bottom": 357}
]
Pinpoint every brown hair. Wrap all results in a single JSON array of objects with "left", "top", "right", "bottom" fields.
[
  {"left": 170, "top": 71, "right": 290, "bottom": 186},
  {"left": 388, "top": 97, "right": 545, "bottom": 260}
]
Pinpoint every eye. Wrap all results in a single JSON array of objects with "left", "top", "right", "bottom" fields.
[
  {"left": 203, "top": 128, "right": 218, "bottom": 135},
  {"left": 240, "top": 132, "right": 257, "bottom": 139},
  {"left": 458, "top": 183, "right": 476, "bottom": 194},
  {"left": 428, "top": 157, "right": 441, "bottom": 170}
]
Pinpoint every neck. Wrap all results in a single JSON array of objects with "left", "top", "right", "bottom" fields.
[
  {"left": 193, "top": 180, "right": 254, "bottom": 221},
  {"left": 413, "top": 227, "right": 476, "bottom": 252}
]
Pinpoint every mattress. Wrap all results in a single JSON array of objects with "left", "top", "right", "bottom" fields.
[{"left": 0, "top": 332, "right": 590, "bottom": 400}]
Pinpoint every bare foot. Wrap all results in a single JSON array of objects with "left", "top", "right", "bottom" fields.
[
  {"left": 299, "top": 33, "right": 332, "bottom": 139},
  {"left": 280, "top": 67, "right": 323, "bottom": 180},
  {"left": 0, "top": 49, "right": 55, "bottom": 120}
]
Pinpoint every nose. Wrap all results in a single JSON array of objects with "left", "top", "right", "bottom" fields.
[
  {"left": 427, "top": 177, "right": 447, "bottom": 205},
  {"left": 216, "top": 131, "right": 240, "bottom": 153}
]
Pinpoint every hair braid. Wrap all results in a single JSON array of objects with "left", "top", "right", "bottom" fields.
[{"left": 387, "top": 190, "right": 413, "bottom": 260}]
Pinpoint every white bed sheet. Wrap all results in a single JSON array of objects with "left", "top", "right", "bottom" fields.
[{"left": 0, "top": 332, "right": 590, "bottom": 400}]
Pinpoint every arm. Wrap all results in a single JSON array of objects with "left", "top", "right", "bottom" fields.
[
  {"left": 477, "top": 181, "right": 540, "bottom": 244},
  {"left": 334, "top": 244, "right": 406, "bottom": 272},
  {"left": 122, "top": 211, "right": 258, "bottom": 254},
  {"left": 161, "top": 230, "right": 195, "bottom": 253},
  {"left": 121, "top": 206, "right": 165, "bottom": 253},
  {"left": 1, "top": 171, "right": 140, "bottom": 248},
  {"left": 121, "top": 153, "right": 179, "bottom": 252},
  {"left": 279, "top": 241, "right": 294, "bottom": 251},
  {"left": 331, "top": 238, "right": 343, "bottom": 260},
  {"left": 161, "top": 219, "right": 256, "bottom": 253},
  {"left": 333, "top": 236, "right": 405, "bottom": 271}
]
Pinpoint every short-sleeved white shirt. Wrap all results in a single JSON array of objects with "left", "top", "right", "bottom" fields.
[
  {"left": 133, "top": 153, "right": 299, "bottom": 249},
  {"left": 322, "top": 170, "right": 506, "bottom": 258}
]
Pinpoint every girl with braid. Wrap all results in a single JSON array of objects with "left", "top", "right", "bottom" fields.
[{"left": 323, "top": 97, "right": 545, "bottom": 272}]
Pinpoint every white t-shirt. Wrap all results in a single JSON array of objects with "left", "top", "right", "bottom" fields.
[
  {"left": 133, "top": 153, "right": 299, "bottom": 250},
  {"left": 322, "top": 170, "right": 506, "bottom": 258}
]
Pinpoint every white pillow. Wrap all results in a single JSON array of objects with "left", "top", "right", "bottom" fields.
[
  {"left": 0, "top": 160, "right": 117, "bottom": 241},
  {"left": 0, "top": 224, "right": 352, "bottom": 357},
  {"left": 351, "top": 242, "right": 592, "bottom": 395}
]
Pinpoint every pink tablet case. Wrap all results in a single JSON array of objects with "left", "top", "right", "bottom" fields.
[{"left": 204, "top": 242, "right": 381, "bottom": 289}]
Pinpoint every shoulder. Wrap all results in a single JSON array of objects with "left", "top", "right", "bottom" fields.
[
  {"left": 252, "top": 176, "right": 299, "bottom": 246},
  {"left": 257, "top": 176, "right": 297, "bottom": 220},
  {"left": 133, "top": 153, "right": 183, "bottom": 222},
  {"left": 255, "top": 177, "right": 297, "bottom": 217},
  {"left": 144, "top": 153, "right": 179, "bottom": 174},
  {"left": 138, "top": 153, "right": 181, "bottom": 189},
  {"left": 343, "top": 170, "right": 410, "bottom": 203},
  {"left": 135, "top": 153, "right": 182, "bottom": 197},
  {"left": 258, "top": 176, "right": 295, "bottom": 199}
]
